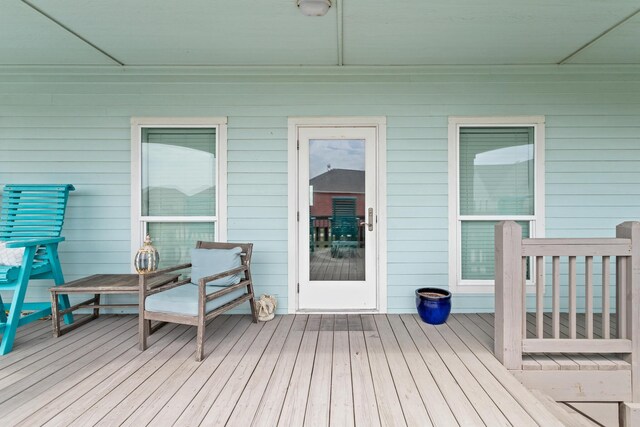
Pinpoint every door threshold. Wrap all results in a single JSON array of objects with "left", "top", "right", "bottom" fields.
[{"left": 295, "top": 309, "right": 382, "bottom": 314}]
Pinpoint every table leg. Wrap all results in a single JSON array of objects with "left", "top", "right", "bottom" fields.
[
  {"left": 93, "top": 294, "right": 100, "bottom": 318},
  {"left": 50, "top": 290, "right": 60, "bottom": 338}
]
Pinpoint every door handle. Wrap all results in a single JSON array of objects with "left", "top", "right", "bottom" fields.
[{"left": 359, "top": 208, "right": 374, "bottom": 232}]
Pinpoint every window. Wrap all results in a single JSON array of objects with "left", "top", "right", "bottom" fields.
[
  {"left": 448, "top": 117, "right": 545, "bottom": 293},
  {"left": 131, "top": 118, "right": 227, "bottom": 269}
]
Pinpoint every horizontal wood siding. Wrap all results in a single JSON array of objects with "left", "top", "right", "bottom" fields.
[{"left": 0, "top": 66, "right": 639, "bottom": 313}]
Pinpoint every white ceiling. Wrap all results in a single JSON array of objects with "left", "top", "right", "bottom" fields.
[{"left": 1, "top": 0, "right": 639, "bottom": 67}]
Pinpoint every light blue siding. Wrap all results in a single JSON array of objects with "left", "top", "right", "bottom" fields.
[{"left": 0, "top": 66, "right": 639, "bottom": 313}]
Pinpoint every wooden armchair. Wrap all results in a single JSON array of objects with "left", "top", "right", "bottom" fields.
[{"left": 138, "top": 241, "right": 257, "bottom": 361}]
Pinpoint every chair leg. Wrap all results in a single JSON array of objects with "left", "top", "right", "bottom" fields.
[
  {"left": 0, "top": 253, "right": 34, "bottom": 355},
  {"left": 47, "top": 243, "right": 74, "bottom": 325},
  {"left": 50, "top": 289, "right": 60, "bottom": 338},
  {"left": 0, "top": 295, "right": 7, "bottom": 324},
  {"left": 247, "top": 284, "right": 258, "bottom": 323},
  {"left": 139, "top": 312, "right": 149, "bottom": 351},
  {"left": 196, "top": 323, "right": 205, "bottom": 362}
]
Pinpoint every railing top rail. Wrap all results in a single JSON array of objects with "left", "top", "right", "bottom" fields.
[
  {"left": 521, "top": 238, "right": 631, "bottom": 257},
  {"left": 523, "top": 238, "right": 630, "bottom": 246}
]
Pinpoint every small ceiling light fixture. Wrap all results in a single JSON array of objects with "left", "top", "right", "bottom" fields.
[{"left": 297, "top": 0, "right": 331, "bottom": 16}]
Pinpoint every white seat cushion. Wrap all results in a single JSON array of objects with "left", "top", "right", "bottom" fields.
[
  {"left": 0, "top": 242, "right": 24, "bottom": 266},
  {"left": 145, "top": 283, "right": 247, "bottom": 316}
]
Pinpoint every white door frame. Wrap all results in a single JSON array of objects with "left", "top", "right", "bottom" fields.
[{"left": 287, "top": 117, "right": 387, "bottom": 313}]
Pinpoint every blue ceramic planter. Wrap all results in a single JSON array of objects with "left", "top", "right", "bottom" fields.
[{"left": 415, "top": 287, "right": 452, "bottom": 325}]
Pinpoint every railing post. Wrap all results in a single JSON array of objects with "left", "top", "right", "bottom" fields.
[
  {"left": 617, "top": 222, "right": 640, "bottom": 405},
  {"left": 495, "top": 220, "right": 523, "bottom": 369}
]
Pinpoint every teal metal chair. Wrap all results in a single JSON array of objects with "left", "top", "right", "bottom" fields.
[{"left": 0, "top": 184, "right": 75, "bottom": 354}]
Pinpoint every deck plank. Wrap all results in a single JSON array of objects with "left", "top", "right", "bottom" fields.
[
  {"left": 121, "top": 316, "right": 242, "bottom": 425},
  {"left": 303, "top": 315, "right": 334, "bottom": 426},
  {"left": 175, "top": 318, "right": 278, "bottom": 426},
  {"left": 436, "top": 318, "right": 539, "bottom": 427},
  {"left": 146, "top": 316, "right": 254, "bottom": 425},
  {"left": 98, "top": 315, "right": 234, "bottom": 425},
  {"left": 220, "top": 316, "right": 295, "bottom": 426},
  {"left": 211, "top": 316, "right": 294, "bottom": 426},
  {"left": 36, "top": 322, "right": 186, "bottom": 426},
  {"left": 206, "top": 315, "right": 294, "bottom": 426},
  {"left": 250, "top": 315, "right": 308, "bottom": 427},
  {"left": 0, "top": 316, "right": 135, "bottom": 406},
  {"left": 529, "top": 389, "right": 600, "bottom": 427},
  {"left": 361, "top": 315, "right": 407, "bottom": 427},
  {"left": 400, "top": 314, "right": 483, "bottom": 425},
  {"left": 0, "top": 315, "right": 114, "bottom": 380},
  {"left": 0, "top": 314, "right": 575, "bottom": 427},
  {"left": 412, "top": 315, "right": 512, "bottom": 427},
  {"left": 3, "top": 320, "right": 140, "bottom": 424},
  {"left": 449, "top": 314, "right": 565, "bottom": 427},
  {"left": 329, "top": 314, "right": 354, "bottom": 427},
  {"left": 68, "top": 322, "right": 201, "bottom": 426},
  {"left": 386, "top": 315, "right": 458, "bottom": 427},
  {"left": 347, "top": 315, "right": 381, "bottom": 427},
  {"left": 277, "top": 314, "right": 321, "bottom": 427},
  {"left": 373, "top": 315, "right": 433, "bottom": 426},
  {"left": 8, "top": 316, "right": 57, "bottom": 349},
  {"left": 14, "top": 321, "right": 182, "bottom": 426}
]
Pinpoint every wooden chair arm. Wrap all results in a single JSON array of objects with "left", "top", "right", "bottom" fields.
[
  {"left": 145, "top": 278, "right": 192, "bottom": 297},
  {"left": 198, "top": 265, "right": 248, "bottom": 287},
  {"left": 5, "top": 237, "right": 64, "bottom": 248},
  {"left": 203, "top": 279, "right": 252, "bottom": 302},
  {"left": 140, "top": 263, "right": 192, "bottom": 280}
]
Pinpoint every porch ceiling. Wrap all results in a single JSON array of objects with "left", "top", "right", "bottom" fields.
[{"left": 1, "top": 0, "right": 639, "bottom": 67}]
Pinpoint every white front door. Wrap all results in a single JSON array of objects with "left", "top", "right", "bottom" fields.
[{"left": 297, "top": 126, "right": 379, "bottom": 310}]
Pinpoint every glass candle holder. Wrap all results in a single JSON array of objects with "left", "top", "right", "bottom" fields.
[{"left": 134, "top": 234, "right": 159, "bottom": 274}]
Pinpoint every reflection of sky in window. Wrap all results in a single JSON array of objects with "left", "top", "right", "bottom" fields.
[
  {"left": 143, "top": 143, "right": 215, "bottom": 196},
  {"left": 309, "top": 139, "right": 365, "bottom": 178},
  {"left": 474, "top": 144, "right": 533, "bottom": 166}
]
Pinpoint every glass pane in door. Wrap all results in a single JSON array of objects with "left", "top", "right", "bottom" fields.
[{"left": 308, "top": 139, "right": 365, "bottom": 281}]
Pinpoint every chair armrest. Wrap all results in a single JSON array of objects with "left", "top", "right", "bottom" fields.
[
  {"left": 139, "top": 264, "right": 191, "bottom": 300},
  {"left": 5, "top": 237, "right": 65, "bottom": 248},
  {"left": 203, "top": 278, "right": 252, "bottom": 302},
  {"left": 140, "top": 263, "right": 192, "bottom": 279},
  {"left": 144, "top": 278, "right": 192, "bottom": 297},
  {"left": 198, "top": 265, "right": 248, "bottom": 287}
]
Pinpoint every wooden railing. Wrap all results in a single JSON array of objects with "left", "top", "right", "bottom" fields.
[{"left": 494, "top": 221, "right": 640, "bottom": 386}]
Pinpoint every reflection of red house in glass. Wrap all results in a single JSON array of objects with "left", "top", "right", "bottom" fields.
[{"left": 309, "top": 169, "right": 365, "bottom": 246}]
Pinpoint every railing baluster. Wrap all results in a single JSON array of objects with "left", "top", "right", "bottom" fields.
[
  {"left": 617, "top": 256, "right": 627, "bottom": 339},
  {"left": 536, "top": 256, "right": 544, "bottom": 338},
  {"left": 569, "top": 256, "right": 577, "bottom": 339},
  {"left": 522, "top": 257, "right": 527, "bottom": 338},
  {"left": 552, "top": 256, "right": 560, "bottom": 339},
  {"left": 585, "top": 256, "right": 593, "bottom": 339},
  {"left": 602, "top": 256, "right": 610, "bottom": 339}
]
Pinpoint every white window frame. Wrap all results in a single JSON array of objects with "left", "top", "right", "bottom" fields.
[
  {"left": 130, "top": 117, "right": 228, "bottom": 270},
  {"left": 448, "top": 116, "right": 545, "bottom": 294}
]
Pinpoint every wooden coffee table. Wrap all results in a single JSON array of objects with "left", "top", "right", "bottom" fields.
[{"left": 50, "top": 273, "right": 179, "bottom": 337}]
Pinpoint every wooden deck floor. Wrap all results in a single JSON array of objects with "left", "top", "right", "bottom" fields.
[{"left": 0, "top": 313, "right": 589, "bottom": 426}]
